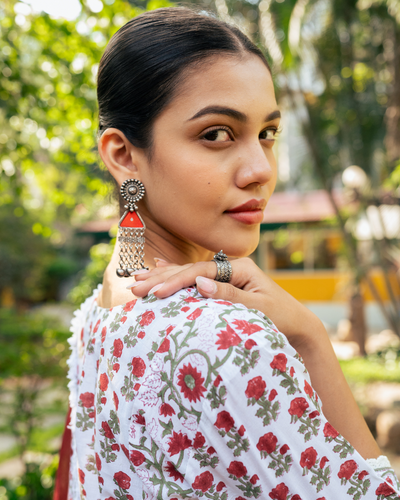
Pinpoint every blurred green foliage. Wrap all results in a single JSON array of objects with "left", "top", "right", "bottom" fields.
[
  {"left": 68, "top": 240, "right": 114, "bottom": 306},
  {"left": 0, "top": 0, "right": 171, "bottom": 306},
  {"left": 0, "top": 456, "right": 58, "bottom": 500}
]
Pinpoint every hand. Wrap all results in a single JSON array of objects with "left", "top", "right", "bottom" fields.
[{"left": 127, "top": 257, "right": 325, "bottom": 352}]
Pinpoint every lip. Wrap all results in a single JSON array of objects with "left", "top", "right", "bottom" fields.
[
  {"left": 225, "top": 198, "right": 266, "bottom": 213},
  {"left": 224, "top": 199, "right": 266, "bottom": 225},
  {"left": 225, "top": 210, "right": 264, "bottom": 224}
]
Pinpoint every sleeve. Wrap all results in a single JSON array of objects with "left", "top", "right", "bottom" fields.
[{"left": 186, "top": 303, "right": 400, "bottom": 500}]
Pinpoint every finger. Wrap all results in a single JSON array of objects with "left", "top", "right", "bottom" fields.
[
  {"left": 154, "top": 258, "right": 174, "bottom": 268},
  {"left": 126, "top": 264, "right": 193, "bottom": 296},
  {"left": 195, "top": 276, "right": 261, "bottom": 311}
]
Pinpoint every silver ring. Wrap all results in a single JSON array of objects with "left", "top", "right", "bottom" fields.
[{"left": 213, "top": 250, "right": 232, "bottom": 283}]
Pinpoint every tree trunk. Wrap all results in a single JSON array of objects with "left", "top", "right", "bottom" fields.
[
  {"left": 349, "top": 291, "right": 367, "bottom": 356},
  {"left": 385, "top": 22, "right": 400, "bottom": 166}
]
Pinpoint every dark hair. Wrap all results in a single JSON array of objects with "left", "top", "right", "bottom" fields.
[{"left": 97, "top": 7, "right": 270, "bottom": 150}]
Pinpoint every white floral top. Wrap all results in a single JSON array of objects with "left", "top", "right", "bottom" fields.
[{"left": 67, "top": 285, "right": 400, "bottom": 500}]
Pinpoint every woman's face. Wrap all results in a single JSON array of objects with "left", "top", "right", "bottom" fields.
[{"left": 140, "top": 54, "right": 279, "bottom": 258}]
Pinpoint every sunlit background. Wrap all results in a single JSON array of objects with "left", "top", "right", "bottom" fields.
[{"left": 1, "top": 0, "right": 400, "bottom": 497}]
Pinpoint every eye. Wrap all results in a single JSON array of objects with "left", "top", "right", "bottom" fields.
[
  {"left": 259, "top": 126, "right": 282, "bottom": 141},
  {"left": 201, "top": 127, "right": 232, "bottom": 142}
]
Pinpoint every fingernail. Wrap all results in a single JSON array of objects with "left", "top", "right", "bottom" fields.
[
  {"left": 149, "top": 283, "right": 165, "bottom": 295},
  {"left": 125, "top": 282, "right": 141, "bottom": 289},
  {"left": 196, "top": 276, "right": 217, "bottom": 294},
  {"left": 131, "top": 269, "right": 150, "bottom": 275},
  {"left": 154, "top": 258, "right": 168, "bottom": 263}
]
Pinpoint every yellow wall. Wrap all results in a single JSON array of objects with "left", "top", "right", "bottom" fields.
[{"left": 269, "top": 269, "right": 400, "bottom": 302}]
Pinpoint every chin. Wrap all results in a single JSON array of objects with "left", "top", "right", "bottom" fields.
[{"left": 216, "top": 235, "right": 259, "bottom": 259}]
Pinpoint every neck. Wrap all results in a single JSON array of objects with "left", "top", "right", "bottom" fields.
[{"left": 98, "top": 216, "right": 214, "bottom": 308}]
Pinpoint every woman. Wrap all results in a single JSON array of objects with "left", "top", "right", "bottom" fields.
[{"left": 64, "top": 7, "right": 400, "bottom": 499}]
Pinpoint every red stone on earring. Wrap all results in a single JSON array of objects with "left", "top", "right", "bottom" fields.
[{"left": 119, "top": 211, "right": 144, "bottom": 228}]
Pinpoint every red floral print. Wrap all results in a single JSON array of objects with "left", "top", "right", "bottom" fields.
[
  {"left": 192, "top": 471, "right": 213, "bottom": 492},
  {"left": 93, "top": 320, "right": 101, "bottom": 334},
  {"left": 375, "top": 482, "right": 396, "bottom": 495},
  {"left": 269, "top": 389, "right": 278, "bottom": 401},
  {"left": 157, "top": 338, "right": 170, "bottom": 353},
  {"left": 80, "top": 392, "right": 94, "bottom": 408},
  {"left": 300, "top": 447, "right": 318, "bottom": 469},
  {"left": 245, "top": 376, "right": 266, "bottom": 400},
  {"left": 304, "top": 380, "right": 313, "bottom": 397},
  {"left": 269, "top": 482, "right": 289, "bottom": 500},
  {"left": 227, "top": 461, "right": 247, "bottom": 478},
  {"left": 250, "top": 474, "right": 259, "bottom": 484},
  {"left": 214, "top": 411, "right": 235, "bottom": 432},
  {"left": 95, "top": 453, "right": 101, "bottom": 471},
  {"left": 193, "top": 432, "right": 206, "bottom": 449},
  {"left": 214, "top": 375, "right": 222, "bottom": 387},
  {"left": 114, "top": 471, "right": 131, "bottom": 489},
  {"left": 257, "top": 432, "right": 278, "bottom": 454},
  {"left": 159, "top": 403, "right": 175, "bottom": 417},
  {"left": 113, "top": 338, "right": 123, "bottom": 358},
  {"left": 232, "top": 319, "right": 263, "bottom": 335},
  {"left": 101, "top": 421, "right": 114, "bottom": 439},
  {"left": 270, "top": 353, "right": 287, "bottom": 372},
  {"left": 320, "top": 456, "right": 329, "bottom": 469},
  {"left": 216, "top": 324, "right": 242, "bottom": 350},
  {"left": 338, "top": 460, "right": 358, "bottom": 480},
  {"left": 78, "top": 469, "right": 85, "bottom": 484},
  {"left": 245, "top": 339, "right": 257, "bottom": 350},
  {"left": 99, "top": 373, "right": 108, "bottom": 392},
  {"left": 139, "top": 310, "right": 155, "bottom": 326},
  {"left": 177, "top": 363, "right": 206, "bottom": 402},
  {"left": 165, "top": 462, "right": 184, "bottom": 482},
  {"left": 129, "top": 450, "right": 145, "bottom": 466},
  {"left": 181, "top": 306, "right": 190, "bottom": 312},
  {"left": 134, "top": 413, "right": 146, "bottom": 425},
  {"left": 323, "top": 422, "right": 339, "bottom": 439},
  {"left": 123, "top": 299, "right": 136, "bottom": 312},
  {"left": 280, "top": 444, "right": 289, "bottom": 455},
  {"left": 184, "top": 296, "right": 200, "bottom": 303},
  {"left": 131, "top": 357, "right": 146, "bottom": 377},
  {"left": 121, "top": 444, "right": 129, "bottom": 459},
  {"left": 68, "top": 287, "right": 400, "bottom": 499},
  {"left": 288, "top": 397, "right": 309, "bottom": 418},
  {"left": 167, "top": 431, "right": 192, "bottom": 456},
  {"left": 187, "top": 308, "right": 203, "bottom": 321}
]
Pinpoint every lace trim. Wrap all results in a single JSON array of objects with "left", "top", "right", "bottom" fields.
[
  {"left": 67, "top": 285, "right": 102, "bottom": 500},
  {"left": 366, "top": 455, "right": 392, "bottom": 470}
]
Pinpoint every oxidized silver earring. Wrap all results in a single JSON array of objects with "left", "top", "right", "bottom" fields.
[{"left": 116, "top": 179, "right": 148, "bottom": 277}]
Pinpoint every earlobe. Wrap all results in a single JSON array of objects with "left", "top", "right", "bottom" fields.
[{"left": 98, "top": 128, "right": 141, "bottom": 185}]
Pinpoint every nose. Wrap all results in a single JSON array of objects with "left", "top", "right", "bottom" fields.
[{"left": 235, "top": 143, "right": 275, "bottom": 188}]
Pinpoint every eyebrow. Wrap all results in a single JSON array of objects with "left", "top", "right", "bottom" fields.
[{"left": 188, "top": 106, "right": 281, "bottom": 123}]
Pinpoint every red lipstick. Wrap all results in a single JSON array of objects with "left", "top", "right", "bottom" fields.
[{"left": 225, "top": 199, "right": 266, "bottom": 225}]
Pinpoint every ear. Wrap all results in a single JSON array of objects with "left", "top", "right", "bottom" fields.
[{"left": 98, "top": 128, "right": 147, "bottom": 186}]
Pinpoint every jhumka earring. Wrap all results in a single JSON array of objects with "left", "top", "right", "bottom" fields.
[{"left": 116, "top": 179, "right": 148, "bottom": 277}]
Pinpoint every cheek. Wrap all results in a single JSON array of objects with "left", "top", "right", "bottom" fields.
[{"left": 149, "top": 152, "right": 226, "bottom": 212}]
